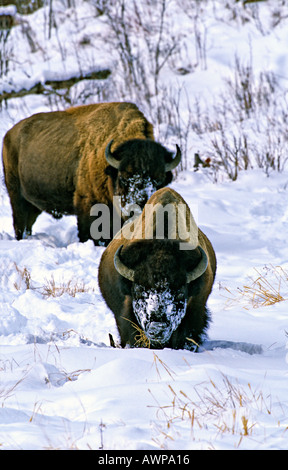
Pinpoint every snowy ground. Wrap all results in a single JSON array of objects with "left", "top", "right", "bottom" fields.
[{"left": 0, "top": 0, "right": 288, "bottom": 450}]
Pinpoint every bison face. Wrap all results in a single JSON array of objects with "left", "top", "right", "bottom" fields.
[
  {"left": 115, "top": 173, "right": 161, "bottom": 216},
  {"left": 114, "top": 240, "right": 208, "bottom": 347},
  {"left": 131, "top": 280, "right": 187, "bottom": 347},
  {"left": 105, "top": 139, "right": 181, "bottom": 217}
]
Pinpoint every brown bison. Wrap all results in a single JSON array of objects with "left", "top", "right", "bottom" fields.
[
  {"left": 98, "top": 187, "right": 217, "bottom": 350},
  {"left": 2, "top": 102, "right": 181, "bottom": 244}
]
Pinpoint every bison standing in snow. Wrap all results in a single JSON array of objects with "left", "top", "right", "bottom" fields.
[
  {"left": 98, "top": 187, "right": 217, "bottom": 350},
  {"left": 2, "top": 102, "right": 181, "bottom": 244}
]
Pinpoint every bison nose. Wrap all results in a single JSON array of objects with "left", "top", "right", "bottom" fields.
[{"left": 135, "top": 192, "right": 148, "bottom": 206}]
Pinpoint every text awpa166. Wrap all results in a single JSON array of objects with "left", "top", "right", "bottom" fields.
[{"left": 97, "top": 453, "right": 190, "bottom": 466}]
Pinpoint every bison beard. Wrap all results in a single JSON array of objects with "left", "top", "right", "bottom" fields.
[{"left": 132, "top": 280, "right": 188, "bottom": 347}]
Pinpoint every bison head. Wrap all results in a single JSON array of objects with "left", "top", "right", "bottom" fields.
[
  {"left": 105, "top": 139, "right": 181, "bottom": 217},
  {"left": 113, "top": 240, "right": 208, "bottom": 347}
]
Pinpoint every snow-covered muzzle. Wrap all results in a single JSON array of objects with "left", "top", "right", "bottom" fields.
[
  {"left": 132, "top": 280, "right": 187, "bottom": 346},
  {"left": 117, "top": 175, "right": 157, "bottom": 217}
]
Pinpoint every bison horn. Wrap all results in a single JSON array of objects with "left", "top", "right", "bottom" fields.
[
  {"left": 186, "top": 246, "right": 208, "bottom": 284},
  {"left": 165, "top": 144, "right": 182, "bottom": 172},
  {"left": 105, "top": 140, "right": 121, "bottom": 169},
  {"left": 114, "top": 245, "right": 135, "bottom": 282}
]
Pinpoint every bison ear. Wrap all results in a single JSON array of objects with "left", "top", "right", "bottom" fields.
[
  {"left": 187, "top": 275, "right": 205, "bottom": 297},
  {"left": 105, "top": 165, "right": 118, "bottom": 178},
  {"left": 164, "top": 171, "right": 173, "bottom": 185},
  {"left": 119, "top": 277, "right": 132, "bottom": 296},
  {"left": 184, "top": 247, "right": 206, "bottom": 296},
  {"left": 183, "top": 248, "right": 201, "bottom": 276}
]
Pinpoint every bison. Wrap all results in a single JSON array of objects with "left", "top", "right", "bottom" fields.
[
  {"left": 2, "top": 102, "right": 181, "bottom": 244},
  {"left": 98, "top": 187, "right": 217, "bottom": 350}
]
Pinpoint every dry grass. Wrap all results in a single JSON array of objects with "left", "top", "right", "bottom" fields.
[
  {"left": 146, "top": 353, "right": 284, "bottom": 449},
  {"left": 41, "top": 275, "right": 92, "bottom": 298},
  {"left": 122, "top": 317, "right": 151, "bottom": 348},
  {"left": 13, "top": 263, "right": 32, "bottom": 290},
  {"left": 149, "top": 369, "right": 273, "bottom": 448},
  {"left": 0, "top": 372, "right": 28, "bottom": 406},
  {"left": 152, "top": 353, "right": 176, "bottom": 381},
  {"left": 222, "top": 264, "right": 288, "bottom": 310},
  {"left": 12, "top": 264, "right": 93, "bottom": 299}
]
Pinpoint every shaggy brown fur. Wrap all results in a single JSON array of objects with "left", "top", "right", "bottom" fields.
[
  {"left": 2, "top": 102, "right": 177, "bottom": 243},
  {"left": 98, "top": 188, "right": 217, "bottom": 350}
]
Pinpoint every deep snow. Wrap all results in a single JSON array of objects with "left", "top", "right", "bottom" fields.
[{"left": 0, "top": 0, "right": 288, "bottom": 450}]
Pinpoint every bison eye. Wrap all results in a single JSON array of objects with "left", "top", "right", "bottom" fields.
[
  {"left": 120, "top": 278, "right": 132, "bottom": 296},
  {"left": 118, "top": 177, "right": 129, "bottom": 188},
  {"left": 176, "top": 289, "right": 186, "bottom": 302},
  {"left": 152, "top": 178, "right": 165, "bottom": 189}
]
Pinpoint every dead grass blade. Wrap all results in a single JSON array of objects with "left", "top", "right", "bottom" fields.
[
  {"left": 121, "top": 317, "right": 151, "bottom": 348},
  {"left": 222, "top": 264, "right": 288, "bottom": 309}
]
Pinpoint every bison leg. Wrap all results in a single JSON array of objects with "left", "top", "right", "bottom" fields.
[
  {"left": 74, "top": 192, "right": 94, "bottom": 244},
  {"left": 77, "top": 213, "right": 91, "bottom": 243},
  {"left": 170, "top": 302, "right": 211, "bottom": 350},
  {"left": 9, "top": 193, "right": 41, "bottom": 240},
  {"left": 115, "top": 297, "right": 142, "bottom": 348},
  {"left": 77, "top": 209, "right": 114, "bottom": 246},
  {"left": 3, "top": 149, "right": 41, "bottom": 239}
]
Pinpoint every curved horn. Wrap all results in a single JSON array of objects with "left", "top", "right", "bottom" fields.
[
  {"left": 105, "top": 140, "right": 121, "bottom": 169},
  {"left": 186, "top": 246, "right": 208, "bottom": 284},
  {"left": 165, "top": 144, "right": 182, "bottom": 172},
  {"left": 114, "top": 245, "right": 135, "bottom": 282}
]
